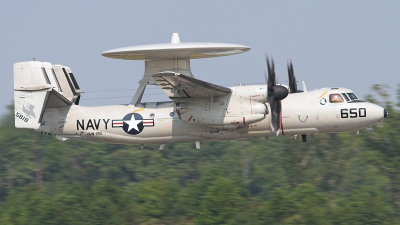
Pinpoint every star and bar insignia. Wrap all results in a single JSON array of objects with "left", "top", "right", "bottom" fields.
[{"left": 112, "top": 113, "right": 154, "bottom": 135}]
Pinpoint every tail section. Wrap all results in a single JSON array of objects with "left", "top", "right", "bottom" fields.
[
  {"left": 52, "top": 64, "right": 82, "bottom": 104},
  {"left": 14, "top": 61, "right": 81, "bottom": 129}
]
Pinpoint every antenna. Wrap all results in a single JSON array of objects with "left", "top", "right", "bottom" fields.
[
  {"left": 101, "top": 33, "right": 250, "bottom": 106},
  {"left": 171, "top": 33, "right": 180, "bottom": 44}
]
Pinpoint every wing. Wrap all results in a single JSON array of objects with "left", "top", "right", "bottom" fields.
[{"left": 152, "top": 72, "right": 231, "bottom": 100}]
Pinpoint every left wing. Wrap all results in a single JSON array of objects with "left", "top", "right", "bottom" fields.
[{"left": 152, "top": 72, "right": 231, "bottom": 100}]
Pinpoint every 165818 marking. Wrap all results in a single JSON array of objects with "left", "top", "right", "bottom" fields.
[{"left": 15, "top": 112, "right": 29, "bottom": 123}]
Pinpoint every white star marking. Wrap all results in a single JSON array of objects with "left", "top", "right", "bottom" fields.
[{"left": 124, "top": 115, "right": 142, "bottom": 132}]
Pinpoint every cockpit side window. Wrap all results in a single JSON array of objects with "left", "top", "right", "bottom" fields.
[
  {"left": 329, "top": 93, "right": 344, "bottom": 103},
  {"left": 341, "top": 93, "right": 350, "bottom": 102},
  {"left": 347, "top": 93, "right": 358, "bottom": 100}
]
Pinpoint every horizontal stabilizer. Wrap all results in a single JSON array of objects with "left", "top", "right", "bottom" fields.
[{"left": 44, "top": 89, "right": 73, "bottom": 108}]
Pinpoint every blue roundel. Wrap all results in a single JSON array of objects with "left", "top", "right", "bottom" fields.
[{"left": 122, "top": 113, "right": 144, "bottom": 135}]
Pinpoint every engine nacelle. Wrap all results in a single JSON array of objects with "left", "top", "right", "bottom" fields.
[
  {"left": 176, "top": 102, "right": 194, "bottom": 115},
  {"left": 251, "top": 101, "right": 268, "bottom": 115},
  {"left": 234, "top": 85, "right": 268, "bottom": 104},
  {"left": 220, "top": 114, "right": 265, "bottom": 129},
  {"left": 176, "top": 100, "right": 267, "bottom": 129}
]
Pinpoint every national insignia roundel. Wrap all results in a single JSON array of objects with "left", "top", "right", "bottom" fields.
[{"left": 112, "top": 113, "right": 154, "bottom": 135}]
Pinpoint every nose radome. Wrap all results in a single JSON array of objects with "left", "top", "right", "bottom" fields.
[{"left": 366, "top": 103, "right": 386, "bottom": 124}]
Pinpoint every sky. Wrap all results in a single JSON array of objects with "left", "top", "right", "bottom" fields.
[{"left": 1, "top": 1, "right": 399, "bottom": 117}]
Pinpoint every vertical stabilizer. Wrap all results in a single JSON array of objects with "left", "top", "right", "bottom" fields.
[
  {"left": 14, "top": 61, "right": 53, "bottom": 129},
  {"left": 14, "top": 61, "right": 78, "bottom": 130},
  {"left": 52, "top": 65, "right": 81, "bottom": 104}
]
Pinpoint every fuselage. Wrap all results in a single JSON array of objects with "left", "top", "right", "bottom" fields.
[
  {"left": 38, "top": 85, "right": 386, "bottom": 145},
  {"left": 16, "top": 37, "right": 386, "bottom": 146}
]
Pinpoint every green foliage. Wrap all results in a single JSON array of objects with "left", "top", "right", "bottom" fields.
[
  {"left": 0, "top": 84, "right": 400, "bottom": 224},
  {"left": 196, "top": 177, "right": 245, "bottom": 225}
]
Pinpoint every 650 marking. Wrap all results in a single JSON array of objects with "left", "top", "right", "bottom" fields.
[
  {"left": 341, "top": 108, "right": 366, "bottom": 118},
  {"left": 15, "top": 112, "right": 29, "bottom": 122}
]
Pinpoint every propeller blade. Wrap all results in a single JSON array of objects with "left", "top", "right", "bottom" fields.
[
  {"left": 266, "top": 55, "right": 276, "bottom": 89},
  {"left": 264, "top": 54, "right": 289, "bottom": 135},
  {"left": 287, "top": 60, "right": 297, "bottom": 93},
  {"left": 269, "top": 100, "right": 279, "bottom": 133},
  {"left": 269, "top": 100, "right": 283, "bottom": 134},
  {"left": 264, "top": 70, "right": 268, "bottom": 85}
]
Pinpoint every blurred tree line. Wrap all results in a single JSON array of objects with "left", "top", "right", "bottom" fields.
[{"left": 0, "top": 84, "right": 399, "bottom": 225}]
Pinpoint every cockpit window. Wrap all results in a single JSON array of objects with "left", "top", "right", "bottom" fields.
[
  {"left": 341, "top": 93, "right": 350, "bottom": 102},
  {"left": 347, "top": 93, "right": 358, "bottom": 100},
  {"left": 329, "top": 94, "right": 344, "bottom": 103}
]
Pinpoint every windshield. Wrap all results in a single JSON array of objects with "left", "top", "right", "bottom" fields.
[
  {"left": 347, "top": 92, "right": 358, "bottom": 100},
  {"left": 341, "top": 93, "right": 350, "bottom": 102}
]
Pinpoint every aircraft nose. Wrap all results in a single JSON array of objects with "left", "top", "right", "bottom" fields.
[{"left": 384, "top": 108, "right": 388, "bottom": 118}]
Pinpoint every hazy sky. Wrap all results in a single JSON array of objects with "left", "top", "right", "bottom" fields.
[{"left": 1, "top": 1, "right": 399, "bottom": 117}]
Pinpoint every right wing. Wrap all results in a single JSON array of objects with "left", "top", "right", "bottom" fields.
[{"left": 152, "top": 72, "right": 231, "bottom": 100}]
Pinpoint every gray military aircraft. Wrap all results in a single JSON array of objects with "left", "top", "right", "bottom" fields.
[{"left": 13, "top": 33, "right": 388, "bottom": 150}]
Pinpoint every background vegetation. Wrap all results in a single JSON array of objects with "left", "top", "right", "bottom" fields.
[{"left": 0, "top": 85, "right": 399, "bottom": 225}]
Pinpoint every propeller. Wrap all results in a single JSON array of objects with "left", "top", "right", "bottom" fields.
[
  {"left": 265, "top": 55, "right": 289, "bottom": 134},
  {"left": 287, "top": 60, "right": 297, "bottom": 93}
]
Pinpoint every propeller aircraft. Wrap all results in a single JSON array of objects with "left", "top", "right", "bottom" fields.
[{"left": 13, "top": 33, "right": 388, "bottom": 150}]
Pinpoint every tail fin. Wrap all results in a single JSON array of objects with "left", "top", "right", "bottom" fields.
[
  {"left": 14, "top": 61, "right": 80, "bottom": 129},
  {"left": 52, "top": 64, "right": 82, "bottom": 104}
]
